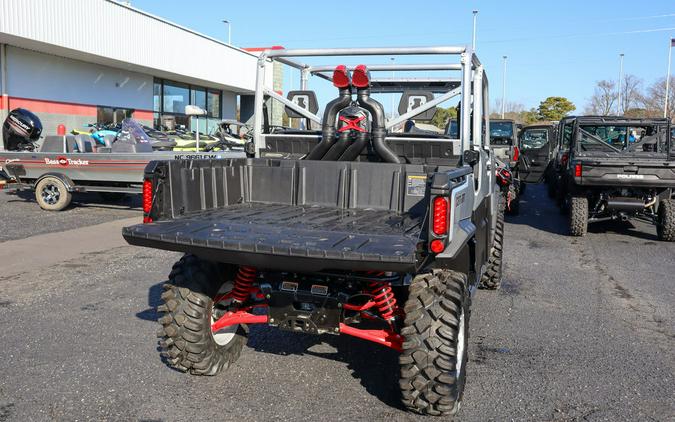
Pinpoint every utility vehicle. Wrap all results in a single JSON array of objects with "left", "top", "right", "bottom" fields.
[
  {"left": 554, "top": 116, "right": 675, "bottom": 239},
  {"left": 489, "top": 118, "right": 518, "bottom": 163},
  {"left": 123, "top": 46, "right": 503, "bottom": 416}
]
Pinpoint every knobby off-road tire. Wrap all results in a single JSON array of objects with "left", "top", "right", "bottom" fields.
[
  {"left": 656, "top": 199, "right": 675, "bottom": 241},
  {"left": 569, "top": 195, "right": 588, "bottom": 237},
  {"left": 157, "top": 254, "right": 246, "bottom": 375},
  {"left": 480, "top": 198, "right": 505, "bottom": 290},
  {"left": 507, "top": 184, "right": 520, "bottom": 216},
  {"left": 399, "top": 270, "right": 470, "bottom": 416},
  {"left": 35, "top": 176, "right": 72, "bottom": 211}
]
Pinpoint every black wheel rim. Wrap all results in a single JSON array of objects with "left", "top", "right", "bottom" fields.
[{"left": 41, "top": 184, "right": 60, "bottom": 205}]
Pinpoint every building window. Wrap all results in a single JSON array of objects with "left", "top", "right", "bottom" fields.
[
  {"left": 207, "top": 90, "right": 221, "bottom": 118},
  {"left": 97, "top": 106, "right": 134, "bottom": 125},
  {"left": 153, "top": 78, "right": 223, "bottom": 130}
]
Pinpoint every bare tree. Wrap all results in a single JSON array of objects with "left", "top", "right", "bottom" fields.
[
  {"left": 585, "top": 80, "right": 616, "bottom": 115},
  {"left": 642, "top": 76, "right": 675, "bottom": 120},
  {"left": 619, "top": 74, "right": 644, "bottom": 114}
]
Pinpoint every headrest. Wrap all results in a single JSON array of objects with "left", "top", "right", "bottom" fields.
[
  {"left": 285, "top": 90, "right": 319, "bottom": 118},
  {"left": 398, "top": 91, "right": 436, "bottom": 121}
]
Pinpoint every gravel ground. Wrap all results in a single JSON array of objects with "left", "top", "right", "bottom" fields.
[
  {"left": 0, "top": 184, "right": 673, "bottom": 421},
  {"left": 0, "top": 190, "right": 140, "bottom": 242}
]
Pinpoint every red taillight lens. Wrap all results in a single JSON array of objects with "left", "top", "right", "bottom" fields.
[
  {"left": 512, "top": 146, "right": 520, "bottom": 161},
  {"left": 429, "top": 239, "right": 445, "bottom": 253},
  {"left": 561, "top": 152, "right": 569, "bottom": 167},
  {"left": 142, "top": 178, "right": 153, "bottom": 223},
  {"left": 332, "top": 65, "right": 351, "bottom": 88},
  {"left": 432, "top": 196, "right": 449, "bottom": 235},
  {"left": 574, "top": 163, "right": 582, "bottom": 177},
  {"left": 352, "top": 64, "right": 370, "bottom": 88}
]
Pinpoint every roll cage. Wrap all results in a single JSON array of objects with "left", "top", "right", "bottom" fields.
[{"left": 250, "top": 46, "right": 489, "bottom": 159}]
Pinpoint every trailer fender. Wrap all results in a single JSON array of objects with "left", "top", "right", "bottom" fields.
[{"left": 35, "top": 173, "right": 75, "bottom": 192}]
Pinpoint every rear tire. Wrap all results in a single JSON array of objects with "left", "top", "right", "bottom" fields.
[
  {"left": 569, "top": 195, "right": 588, "bottom": 236},
  {"left": 480, "top": 198, "right": 504, "bottom": 289},
  {"left": 399, "top": 270, "right": 470, "bottom": 416},
  {"left": 656, "top": 199, "right": 675, "bottom": 241},
  {"left": 157, "top": 254, "right": 246, "bottom": 375},
  {"left": 35, "top": 176, "right": 72, "bottom": 211}
]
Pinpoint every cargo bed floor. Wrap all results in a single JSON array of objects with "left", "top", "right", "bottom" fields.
[{"left": 123, "top": 203, "right": 426, "bottom": 272}]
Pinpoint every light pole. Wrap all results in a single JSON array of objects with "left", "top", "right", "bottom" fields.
[
  {"left": 618, "top": 53, "right": 624, "bottom": 115},
  {"left": 472, "top": 10, "right": 478, "bottom": 51},
  {"left": 665, "top": 39, "right": 673, "bottom": 118},
  {"left": 390, "top": 57, "right": 395, "bottom": 119},
  {"left": 222, "top": 20, "right": 231, "bottom": 45},
  {"left": 501, "top": 55, "right": 507, "bottom": 119}
]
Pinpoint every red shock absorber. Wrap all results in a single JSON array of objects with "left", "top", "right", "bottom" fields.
[
  {"left": 368, "top": 281, "right": 397, "bottom": 321},
  {"left": 231, "top": 266, "right": 257, "bottom": 304}
]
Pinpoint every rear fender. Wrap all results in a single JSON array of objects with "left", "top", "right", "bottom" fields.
[{"left": 35, "top": 172, "right": 75, "bottom": 191}]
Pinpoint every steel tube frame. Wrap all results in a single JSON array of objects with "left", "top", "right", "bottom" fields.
[
  {"left": 263, "top": 88, "right": 322, "bottom": 124},
  {"left": 386, "top": 87, "right": 462, "bottom": 129},
  {"left": 252, "top": 45, "right": 480, "bottom": 155}
]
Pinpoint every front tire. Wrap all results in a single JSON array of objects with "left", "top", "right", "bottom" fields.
[
  {"left": 399, "top": 270, "right": 470, "bottom": 416},
  {"left": 157, "top": 255, "right": 246, "bottom": 375},
  {"left": 569, "top": 195, "right": 588, "bottom": 236},
  {"left": 35, "top": 176, "right": 72, "bottom": 211},
  {"left": 657, "top": 199, "right": 675, "bottom": 241}
]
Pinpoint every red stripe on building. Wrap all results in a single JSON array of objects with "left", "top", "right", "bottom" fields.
[
  {"left": 133, "top": 110, "right": 154, "bottom": 120},
  {"left": 8, "top": 97, "right": 97, "bottom": 116}
]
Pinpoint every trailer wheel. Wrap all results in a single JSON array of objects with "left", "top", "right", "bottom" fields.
[
  {"left": 480, "top": 199, "right": 504, "bottom": 290},
  {"left": 399, "top": 269, "right": 470, "bottom": 416},
  {"left": 569, "top": 195, "right": 588, "bottom": 236},
  {"left": 656, "top": 199, "right": 675, "bottom": 241},
  {"left": 157, "top": 254, "right": 245, "bottom": 376},
  {"left": 35, "top": 176, "right": 72, "bottom": 211}
]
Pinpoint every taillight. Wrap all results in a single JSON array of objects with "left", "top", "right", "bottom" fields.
[
  {"left": 142, "top": 178, "right": 153, "bottom": 223},
  {"left": 432, "top": 196, "right": 449, "bottom": 235},
  {"left": 429, "top": 239, "right": 445, "bottom": 253},
  {"left": 561, "top": 152, "right": 569, "bottom": 167},
  {"left": 512, "top": 146, "right": 520, "bottom": 161},
  {"left": 574, "top": 163, "right": 582, "bottom": 178}
]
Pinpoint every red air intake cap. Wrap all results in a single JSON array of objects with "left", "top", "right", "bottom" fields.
[
  {"left": 333, "top": 65, "right": 351, "bottom": 89},
  {"left": 352, "top": 64, "right": 371, "bottom": 89}
]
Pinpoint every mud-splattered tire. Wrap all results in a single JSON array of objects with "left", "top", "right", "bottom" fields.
[
  {"left": 35, "top": 176, "right": 72, "bottom": 211},
  {"left": 480, "top": 200, "right": 504, "bottom": 290},
  {"left": 399, "top": 270, "right": 470, "bottom": 416},
  {"left": 157, "top": 254, "right": 245, "bottom": 375},
  {"left": 506, "top": 184, "right": 520, "bottom": 215},
  {"left": 569, "top": 195, "right": 588, "bottom": 236},
  {"left": 657, "top": 199, "right": 675, "bottom": 241}
]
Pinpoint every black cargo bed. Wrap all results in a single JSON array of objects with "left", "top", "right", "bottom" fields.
[{"left": 123, "top": 202, "right": 425, "bottom": 272}]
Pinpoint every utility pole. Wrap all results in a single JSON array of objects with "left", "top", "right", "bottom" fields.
[
  {"left": 472, "top": 10, "right": 478, "bottom": 51},
  {"left": 665, "top": 38, "right": 673, "bottom": 118},
  {"left": 501, "top": 56, "right": 507, "bottom": 119},
  {"left": 222, "top": 20, "right": 231, "bottom": 45},
  {"left": 618, "top": 53, "right": 624, "bottom": 115}
]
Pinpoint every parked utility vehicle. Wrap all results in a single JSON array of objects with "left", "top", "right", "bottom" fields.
[
  {"left": 123, "top": 46, "right": 503, "bottom": 416},
  {"left": 555, "top": 116, "right": 675, "bottom": 239}
]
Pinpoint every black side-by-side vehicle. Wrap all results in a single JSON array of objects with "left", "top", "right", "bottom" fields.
[
  {"left": 122, "top": 46, "right": 504, "bottom": 416},
  {"left": 551, "top": 116, "right": 675, "bottom": 240}
]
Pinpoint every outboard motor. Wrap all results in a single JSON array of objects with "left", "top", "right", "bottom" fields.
[{"left": 2, "top": 108, "right": 42, "bottom": 151}]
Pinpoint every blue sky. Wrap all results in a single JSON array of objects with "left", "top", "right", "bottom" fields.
[{"left": 132, "top": 0, "right": 674, "bottom": 114}]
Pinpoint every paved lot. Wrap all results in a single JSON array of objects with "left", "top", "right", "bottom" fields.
[{"left": 0, "top": 185, "right": 673, "bottom": 421}]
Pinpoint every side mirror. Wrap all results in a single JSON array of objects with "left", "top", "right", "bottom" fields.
[{"left": 463, "top": 149, "right": 480, "bottom": 166}]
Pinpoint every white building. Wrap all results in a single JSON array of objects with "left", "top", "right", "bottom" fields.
[{"left": 0, "top": 0, "right": 269, "bottom": 147}]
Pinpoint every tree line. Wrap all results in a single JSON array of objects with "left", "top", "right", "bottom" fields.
[{"left": 586, "top": 75, "right": 675, "bottom": 120}]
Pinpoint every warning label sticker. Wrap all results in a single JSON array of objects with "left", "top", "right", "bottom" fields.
[{"left": 406, "top": 175, "right": 427, "bottom": 197}]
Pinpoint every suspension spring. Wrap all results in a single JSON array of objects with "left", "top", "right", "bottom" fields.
[
  {"left": 368, "top": 281, "right": 397, "bottom": 321},
  {"left": 231, "top": 266, "right": 257, "bottom": 304}
]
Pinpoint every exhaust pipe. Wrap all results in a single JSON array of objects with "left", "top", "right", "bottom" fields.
[
  {"left": 306, "top": 65, "right": 352, "bottom": 160},
  {"left": 605, "top": 197, "right": 647, "bottom": 211},
  {"left": 353, "top": 65, "right": 400, "bottom": 164},
  {"left": 322, "top": 129, "right": 352, "bottom": 160}
]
